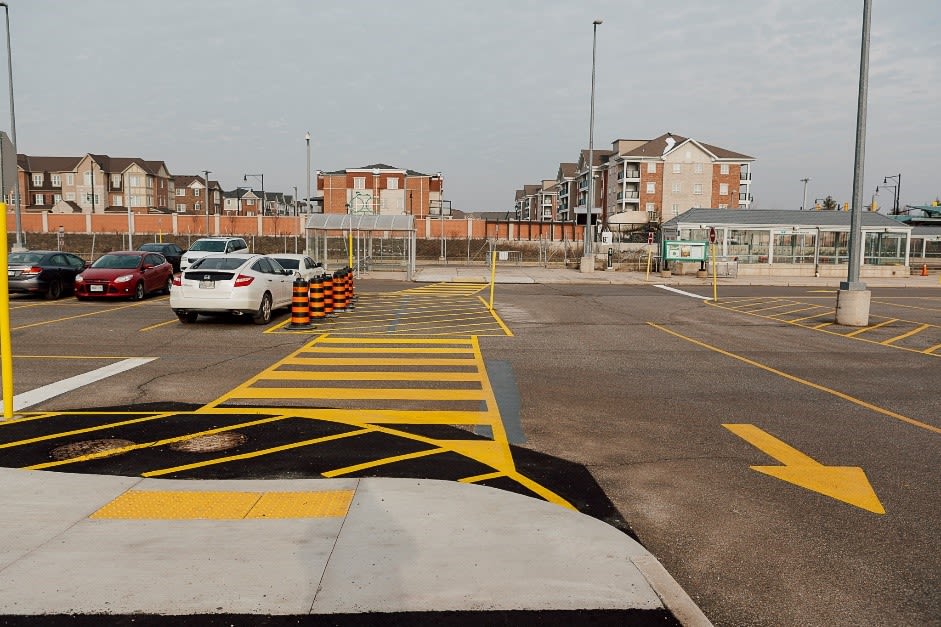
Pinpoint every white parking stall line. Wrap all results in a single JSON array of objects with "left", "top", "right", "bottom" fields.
[
  {"left": 654, "top": 285, "right": 709, "bottom": 300},
  {"left": 2, "top": 358, "right": 157, "bottom": 412}
]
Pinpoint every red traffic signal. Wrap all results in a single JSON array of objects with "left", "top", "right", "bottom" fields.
[
  {"left": 647, "top": 232, "right": 654, "bottom": 245},
  {"left": 708, "top": 227, "right": 717, "bottom": 244}
]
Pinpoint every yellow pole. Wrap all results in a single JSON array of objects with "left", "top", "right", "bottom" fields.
[
  {"left": 0, "top": 203, "right": 14, "bottom": 419},
  {"left": 348, "top": 230, "right": 353, "bottom": 269},
  {"left": 488, "top": 249, "right": 496, "bottom": 310},
  {"left": 645, "top": 247, "right": 652, "bottom": 281},
  {"left": 711, "top": 242, "right": 718, "bottom": 302}
]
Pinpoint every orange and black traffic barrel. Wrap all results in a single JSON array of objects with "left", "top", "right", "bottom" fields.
[
  {"left": 287, "top": 277, "right": 312, "bottom": 329},
  {"left": 333, "top": 270, "right": 348, "bottom": 312},
  {"left": 323, "top": 273, "right": 336, "bottom": 318},
  {"left": 309, "top": 275, "right": 325, "bottom": 322},
  {"left": 344, "top": 267, "right": 355, "bottom": 310}
]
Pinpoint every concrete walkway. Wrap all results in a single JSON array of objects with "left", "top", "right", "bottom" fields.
[{"left": 0, "top": 468, "right": 707, "bottom": 624}]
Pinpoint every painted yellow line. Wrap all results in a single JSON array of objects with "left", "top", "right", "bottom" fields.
[
  {"left": 26, "top": 414, "right": 294, "bottom": 470},
  {"left": 871, "top": 299, "right": 941, "bottom": 313},
  {"left": 459, "top": 471, "right": 505, "bottom": 483},
  {"left": 647, "top": 322, "right": 941, "bottom": 435},
  {"left": 285, "top": 357, "right": 476, "bottom": 367},
  {"left": 317, "top": 337, "right": 472, "bottom": 345},
  {"left": 142, "top": 429, "right": 371, "bottom": 477},
  {"left": 924, "top": 344, "right": 941, "bottom": 355},
  {"left": 140, "top": 319, "right": 179, "bottom": 332},
  {"left": 249, "top": 408, "right": 500, "bottom": 425},
  {"left": 881, "top": 323, "right": 931, "bottom": 346},
  {"left": 322, "top": 447, "right": 446, "bottom": 477},
  {"left": 265, "top": 371, "right": 482, "bottom": 382},
  {"left": 226, "top": 387, "right": 488, "bottom": 401},
  {"left": 807, "top": 290, "right": 835, "bottom": 293},
  {"left": 504, "top": 470, "right": 575, "bottom": 510},
  {"left": 12, "top": 300, "right": 154, "bottom": 331},
  {"left": 305, "top": 346, "right": 475, "bottom": 354},
  {"left": 0, "top": 412, "right": 179, "bottom": 447},
  {"left": 478, "top": 295, "right": 514, "bottom": 336},
  {"left": 813, "top": 322, "right": 833, "bottom": 329},
  {"left": 843, "top": 318, "right": 898, "bottom": 337},
  {"left": 772, "top": 305, "right": 826, "bottom": 317},
  {"left": 789, "top": 310, "right": 832, "bottom": 323},
  {"left": 745, "top": 301, "right": 802, "bottom": 313},
  {"left": 90, "top": 489, "right": 355, "bottom": 519}
]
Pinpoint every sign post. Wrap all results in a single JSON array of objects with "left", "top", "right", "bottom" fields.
[{"left": 709, "top": 227, "right": 718, "bottom": 302}]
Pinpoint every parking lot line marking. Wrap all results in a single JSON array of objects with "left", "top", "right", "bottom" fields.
[
  {"left": 25, "top": 414, "right": 295, "bottom": 470},
  {"left": 140, "top": 319, "right": 179, "bottom": 332},
  {"left": 316, "top": 337, "right": 471, "bottom": 344},
  {"left": 459, "top": 471, "right": 505, "bottom": 483},
  {"left": 648, "top": 322, "right": 941, "bottom": 435},
  {"left": 789, "top": 310, "right": 833, "bottom": 323},
  {"left": 306, "top": 346, "right": 475, "bottom": 354},
  {"left": 0, "top": 412, "right": 179, "bottom": 447},
  {"left": 1, "top": 358, "right": 157, "bottom": 413},
  {"left": 843, "top": 318, "right": 899, "bottom": 337},
  {"left": 813, "top": 322, "right": 833, "bottom": 329},
  {"left": 141, "top": 428, "right": 372, "bottom": 477},
  {"left": 322, "top": 448, "right": 447, "bottom": 478},
  {"left": 881, "top": 323, "right": 931, "bottom": 346},
  {"left": 265, "top": 371, "right": 481, "bottom": 382},
  {"left": 12, "top": 300, "right": 156, "bottom": 331},
  {"left": 771, "top": 305, "right": 824, "bottom": 317},
  {"left": 924, "top": 343, "right": 941, "bottom": 355},
  {"left": 283, "top": 357, "right": 477, "bottom": 367},
  {"left": 477, "top": 295, "right": 514, "bottom": 336},
  {"left": 12, "top": 354, "right": 135, "bottom": 360},
  {"left": 228, "top": 387, "right": 489, "bottom": 401},
  {"left": 654, "top": 285, "right": 706, "bottom": 299}
]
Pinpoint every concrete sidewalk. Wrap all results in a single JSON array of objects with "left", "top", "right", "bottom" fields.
[
  {"left": 0, "top": 468, "right": 708, "bottom": 624},
  {"left": 410, "top": 264, "right": 939, "bottom": 288}
]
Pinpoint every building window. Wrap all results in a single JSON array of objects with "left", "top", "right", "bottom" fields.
[
  {"left": 194, "top": 188, "right": 201, "bottom": 197},
  {"left": 718, "top": 204, "right": 729, "bottom": 209},
  {"left": 720, "top": 183, "right": 729, "bottom": 196},
  {"left": 672, "top": 203, "right": 680, "bottom": 216},
  {"left": 176, "top": 188, "right": 185, "bottom": 196},
  {"left": 53, "top": 194, "right": 61, "bottom": 204},
  {"left": 111, "top": 174, "right": 121, "bottom": 188},
  {"left": 693, "top": 184, "right": 704, "bottom": 195},
  {"left": 672, "top": 163, "right": 681, "bottom": 174},
  {"left": 387, "top": 178, "right": 399, "bottom": 190},
  {"left": 694, "top": 163, "right": 704, "bottom": 174},
  {"left": 720, "top": 163, "right": 730, "bottom": 175},
  {"left": 34, "top": 193, "right": 44, "bottom": 205},
  {"left": 113, "top": 195, "right": 122, "bottom": 206},
  {"left": 646, "top": 182, "right": 656, "bottom": 194},
  {"left": 195, "top": 202, "right": 201, "bottom": 212},
  {"left": 66, "top": 174, "right": 74, "bottom": 186},
  {"left": 177, "top": 203, "right": 186, "bottom": 213},
  {"left": 84, "top": 172, "right": 92, "bottom": 185},
  {"left": 671, "top": 183, "right": 681, "bottom": 193},
  {"left": 130, "top": 175, "right": 142, "bottom": 187},
  {"left": 32, "top": 174, "right": 43, "bottom": 186},
  {"left": 647, "top": 162, "right": 657, "bottom": 174},
  {"left": 65, "top": 192, "right": 75, "bottom": 201},
  {"left": 51, "top": 175, "right": 61, "bottom": 187},
  {"left": 247, "top": 199, "right": 254, "bottom": 206},
  {"left": 646, "top": 202, "right": 656, "bottom": 213},
  {"left": 353, "top": 177, "right": 366, "bottom": 190},
  {"left": 84, "top": 193, "right": 100, "bottom": 204}
]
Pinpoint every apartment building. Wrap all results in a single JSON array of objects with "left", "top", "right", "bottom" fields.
[
  {"left": 317, "top": 164, "right": 443, "bottom": 217},
  {"left": 16, "top": 153, "right": 174, "bottom": 214},
  {"left": 173, "top": 175, "right": 223, "bottom": 215},
  {"left": 554, "top": 163, "right": 578, "bottom": 222},
  {"left": 514, "top": 181, "right": 558, "bottom": 221}
]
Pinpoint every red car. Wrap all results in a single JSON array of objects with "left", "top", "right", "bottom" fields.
[{"left": 74, "top": 251, "right": 174, "bottom": 300}]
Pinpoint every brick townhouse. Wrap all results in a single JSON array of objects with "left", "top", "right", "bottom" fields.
[
  {"left": 15, "top": 153, "right": 174, "bottom": 213},
  {"left": 514, "top": 181, "right": 558, "bottom": 221},
  {"left": 318, "top": 164, "right": 443, "bottom": 217},
  {"left": 172, "top": 175, "right": 223, "bottom": 216},
  {"left": 513, "top": 132, "right": 754, "bottom": 232}
]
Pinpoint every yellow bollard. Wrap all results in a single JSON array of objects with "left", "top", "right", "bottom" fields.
[
  {"left": 489, "top": 249, "right": 496, "bottom": 310},
  {"left": 0, "top": 202, "right": 14, "bottom": 418}
]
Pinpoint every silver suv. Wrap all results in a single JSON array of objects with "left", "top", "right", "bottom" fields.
[{"left": 179, "top": 237, "right": 249, "bottom": 271}]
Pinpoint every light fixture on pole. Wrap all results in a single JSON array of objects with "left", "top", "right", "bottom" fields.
[
  {"left": 203, "top": 170, "right": 212, "bottom": 234},
  {"left": 305, "top": 132, "right": 311, "bottom": 216},
  {"left": 800, "top": 177, "right": 811, "bottom": 211},
  {"left": 582, "top": 19, "right": 602, "bottom": 269},
  {"left": 882, "top": 173, "right": 900, "bottom": 215},
  {"left": 293, "top": 185, "right": 298, "bottom": 216},
  {"left": 0, "top": 2, "right": 22, "bottom": 251},
  {"left": 244, "top": 173, "right": 264, "bottom": 215}
]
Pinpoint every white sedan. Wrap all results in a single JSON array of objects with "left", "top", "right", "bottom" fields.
[
  {"left": 268, "top": 254, "right": 326, "bottom": 281},
  {"left": 170, "top": 254, "right": 294, "bottom": 324}
]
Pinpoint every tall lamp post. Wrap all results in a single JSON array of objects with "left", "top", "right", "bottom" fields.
[
  {"left": 582, "top": 19, "right": 602, "bottom": 270},
  {"left": 244, "top": 173, "right": 264, "bottom": 215},
  {"left": 292, "top": 185, "right": 298, "bottom": 216},
  {"left": 800, "top": 177, "right": 811, "bottom": 211},
  {"left": 0, "top": 2, "right": 22, "bottom": 251},
  {"left": 203, "top": 170, "right": 212, "bottom": 234},
  {"left": 882, "top": 173, "right": 900, "bottom": 214},
  {"left": 305, "top": 132, "right": 311, "bottom": 216}
]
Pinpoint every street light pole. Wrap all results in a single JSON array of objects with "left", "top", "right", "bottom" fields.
[
  {"left": 582, "top": 19, "right": 602, "bottom": 268},
  {"left": 0, "top": 3, "right": 22, "bottom": 251},
  {"left": 244, "top": 173, "right": 264, "bottom": 215},
  {"left": 800, "top": 177, "right": 811, "bottom": 211},
  {"left": 883, "top": 173, "right": 900, "bottom": 214},
  {"left": 305, "top": 131, "right": 311, "bottom": 216},
  {"left": 203, "top": 170, "right": 211, "bottom": 235}
]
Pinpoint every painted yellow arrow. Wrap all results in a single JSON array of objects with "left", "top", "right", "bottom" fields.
[{"left": 723, "top": 423, "right": 885, "bottom": 514}]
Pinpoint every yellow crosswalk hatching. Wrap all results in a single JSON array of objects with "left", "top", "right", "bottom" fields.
[{"left": 708, "top": 296, "right": 941, "bottom": 356}]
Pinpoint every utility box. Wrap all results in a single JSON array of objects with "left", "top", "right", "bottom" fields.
[{"left": 0, "top": 131, "right": 15, "bottom": 199}]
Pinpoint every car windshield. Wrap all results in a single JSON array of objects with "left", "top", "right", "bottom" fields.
[
  {"left": 272, "top": 258, "right": 299, "bottom": 269},
  {"left": 8, "top": 252, "right": 44, "bottom": 264},
  {"left": 190, "top": 257, "right": 246, "bottom": 271},
  {"left": 188, "top": 240, "right": 227, "bottom": 252},
  {"left": 139, "top": 244, "right": 165, "bottom": 252},
  {"left": 92, "top": 254, "right": 141, "bottom": 269}
]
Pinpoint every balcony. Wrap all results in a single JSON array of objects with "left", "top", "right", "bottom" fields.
[
  {"left": 617, "top": 190, "right": 639, "bottom": 201},
  {"left": 619, "top": 169, "right": 640, "bottom": 182},
  {"left": 740, "top": 172, "right": 752, "bottom": 182}
]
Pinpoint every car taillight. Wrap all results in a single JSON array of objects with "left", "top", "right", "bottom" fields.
[
  {"left": 234, "top": 274, "right": 254, "bottom": 287},
  {"left": 172, "top": 275, "right": 182, "bottom": 286},
  {"left": 23, "top": 266, "right": 43, "bottom": 276}
]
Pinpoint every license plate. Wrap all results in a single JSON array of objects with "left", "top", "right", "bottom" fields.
[
  {"left": 199, "top": 280, "right": 214, "bottom": 289},
  {"left": 90, "top": 285, "right": 104, "bottom": 292},
  {"left": 7, "top": 271, "right": 13, "bottom": 277}
]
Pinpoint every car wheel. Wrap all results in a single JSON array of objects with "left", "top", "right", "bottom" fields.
[
  {"left": 252, "top": 293, "right": 273, "bottom": 325},
  {"left": 133, "top": 281, "right": 145, "bottom": 300},
  {"left": 44, "top": 279, "right": 63, "bottom": 300},
  {"left": 163, "top": 277, "right": 173, "bottom": 295},
  {"left": 177, "top": 311, "right": 198, "bottom": 323}
]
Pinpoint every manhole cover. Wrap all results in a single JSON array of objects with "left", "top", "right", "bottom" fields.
[
  {"left": 50, "top": 439, "right": 135, "bottom": 461},
  {"left": 169, "top": 432, "right": 248, "bottom": 453}
]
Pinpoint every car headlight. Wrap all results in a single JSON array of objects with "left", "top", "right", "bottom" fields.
[
  {"left": 75, "top": 274, "right": 84, "bottom": 282},
  {"left": 114, "top": 274, "right": 135, "bottom": 283}
]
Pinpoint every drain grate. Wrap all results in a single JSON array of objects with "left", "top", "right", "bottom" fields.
[
  {"left": 50, "top": 439, "right": 135, "bottom": 461},
  {"left": 169, "top": 432, "right": 248, "bottom": 453}
]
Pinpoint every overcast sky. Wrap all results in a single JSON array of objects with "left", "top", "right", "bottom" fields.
[{"left": 5, "top": 0, "right": 939, "bottom": 213}]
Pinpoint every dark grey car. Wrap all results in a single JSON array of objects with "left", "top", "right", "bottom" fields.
[
  {"left": 7, "top": 250, "right": 88, "bottom": 299},
  {"left": 138, "top": 242, "right": 185, "bottom": 273}
]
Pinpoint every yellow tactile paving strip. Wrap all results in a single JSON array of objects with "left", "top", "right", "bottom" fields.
[
  {"left": 90, "top": 489, "right": 355, "bottom": 520},
  {"left": 708, "top": 296, "right": 941, "bottom": 356}
]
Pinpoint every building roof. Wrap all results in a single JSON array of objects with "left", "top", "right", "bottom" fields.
[
  {"left": 304, "top": 214, "right": 415, "bottom": 232},
  {"left": 663, "top": 208, "right": 910, "bottom": 230},
  {"left": 557, "top": 162, "right": 578, "bottom": 179},
  {"left": 321, "top": 165, "right": 436, "bottom": 177},
  {"left": 17, "top": 155, "right": 82, "bottom": 172},
  {"left": 616, "top": 132, "right": 754, "bottom": 161}
]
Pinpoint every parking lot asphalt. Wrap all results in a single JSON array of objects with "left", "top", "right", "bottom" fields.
[{"left": 1, "top": 266, "right": 937, "bottom": 625}]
